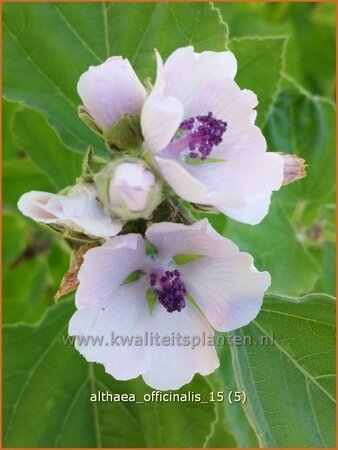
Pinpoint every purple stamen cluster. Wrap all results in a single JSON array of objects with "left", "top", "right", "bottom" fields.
[
  {"left": 150, "top": 269, "right": 187, "bottom": 313},
  {"left": 180, "top": 112, "right": 227, "bottom": 160}
]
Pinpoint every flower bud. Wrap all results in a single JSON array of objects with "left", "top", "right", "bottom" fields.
[
  {"left": 17, "top": 183, "right": 122, "bottom": 240},
  {"left": 278, "top": 152, "right": 307, "bottom": 185},
  {"left": 77, "top": 56, "right": 146, "bottom": 132},
  {"left": 94, "top": 160, "right": 162, "bottom": 220}
]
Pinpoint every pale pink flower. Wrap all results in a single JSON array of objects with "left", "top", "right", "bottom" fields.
[
  {"left": 69, "top": 219, "right": 270, "bottom": 390},
  {"left": 18, "top": 183, "right": 122, "bottom": 239},
  {"left": 78, "top": 56, "right": 146, "bottom": 131},
  {"left": 141, "top": 47, "right": 284, "bottom": 225}
]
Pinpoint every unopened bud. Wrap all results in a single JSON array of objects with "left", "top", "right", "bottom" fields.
[
  {"left": 94, "top": 160, "right": 162, "bottom": 220},
  {"left": 278, "top": 152, "right": 307, "bottom": 185}
]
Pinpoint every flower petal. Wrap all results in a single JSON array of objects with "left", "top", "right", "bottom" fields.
[
  {"left": 78, "top": 56, "right": 146, "bottom": 131},
  {"left": 190, "top": 77, "right": 259, "bottom": 139},
  {"left": 154, "top": 156, "right": 208, "bottom": 203},
  {"left": 216, "top": 193, "right": 273, "bottom": 225},
  {"left": 17, "top": 185, "right": 123, "bottom": 239},
  {"left": 180, "top": 253, "right": 271, "bottom": 332},
  {"left": 187, "top": 152, "right": 284, "bottom": 224},
  {"left": 18, "top": 191, "right": 62, "bottom": 223},
  {"left": 146, "top": 219, "right": 239, "bottom": 260},
  {"left": 69, "top": 278, "right": 151, "bottom": 380},
  {"left": 161, "top": 47, "right": 237, "bottom": 111},
  {"left": 141, "top": 90, "right": 184, "bottom": 153},
  {"left": 70, "top": 217, "right": 122, "bottom": 239},
  {"left": 76, "top": 234, "right": 148, "bottom": 309},
  {"left": 142, "top": 301, "right": 219, "bottom": 390}
]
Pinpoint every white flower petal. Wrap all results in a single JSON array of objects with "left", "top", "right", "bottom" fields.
[
  {"left": 69, "top": 278, "right": 151, "bottom": 380},
  {"left": 217, "top": 193, "right": 272, "bottom": 225},
  {"left": 154, "top": 156, "right": 208, "bottom": 203},
  {"left": 160, "top": 47, "right": 237, "bottom": 111},
  {"left": 146, "top": 219, "right": 239, "bottom": 260},
  {"left": 141, "top": 90, "right": 184, "bottom": 153},
  {"left": 187, "top": 153, "right": 284, "bottom": 224},
  {"left": 142, "top": 302, "right": 219, "bottom": 390},
  {"left": 211, "top": 125, "right": 266, "bottom": 160},
  {"left": 78, "top": 56, "right": 146, "bottom": 131},
  {"left": 190, "top": 77, "right": 259, "bottom": 135},
  {"left": 76, "top": 234, "right": 148, "bottom": 309},
  {"left": 70, "top": 217, "right": 122, "bottom": 239},
  {"left": 180, "top": 253, "right": 271, "bottom": 332},
  {"left": 18, "top": 191, "right": 62, "bottom": 223},
  {"left": 17, "top": 184, "right": 123, "bottom": 239}
]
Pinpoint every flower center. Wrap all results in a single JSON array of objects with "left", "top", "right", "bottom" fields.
[
  {"left": 179, "top": 112, "right": 227, "bottom": 161},
  {"left": 149, "top": 269, "right": 187, "bottom": 313}
]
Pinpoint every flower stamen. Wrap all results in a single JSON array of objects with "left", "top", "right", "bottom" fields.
[
  {"left": 179, "top": 112, "right": 227, "bottom": 160},
  {"left": 149, "top": 269, "right": 187, "bottom": 313}
]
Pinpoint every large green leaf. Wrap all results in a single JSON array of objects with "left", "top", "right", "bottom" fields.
[
  {"left": 231, "top": 293, "right": 336, "bottom": 447},
  {"left": 3, "top": 2, "right": 227, "bottom": 153},
  {"left": 3, "top": 99, "right": 22, "bottom": 162},
  {"left": 12, "top": 108, "right": 83, "bottom": 190},
  {"left": 3, "top": 100, "right": 58, "bottom": 208},
  {"left": 3, "top": 299, "right": 226, "bottom": 448},
  {"left": 216, "top": 3, "right": 336, "bottom": 98},
  {"left": 226, "top": 195, "right": 321, "bottom": 296},
  {"left": 210, "top": 351, "right": 259, "bottom": 448},
  {"left": 3, "top": 159, "right": 56, "bottom": 208},
  {"left": 3, "top": 104, "right": 83, "bottom": 212},
  {"left": 2, "top": 210, "right": 70, "bottom": 325},
  {"left": 228, "top": 37, "right": 286, "bottom": 126},
  {"left": 266, "top": 77, "right": 335, "bottom": 209}
]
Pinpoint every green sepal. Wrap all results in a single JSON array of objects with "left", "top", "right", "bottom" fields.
[
  {"left": 78, "top": 105, "right": 103, "bottom": 137},
  {"left": 80, "top": 146, "right": 109, "bottom": 183},
  {"left": 146, "top": 288, "right": 157, "bottom": 313},
  {"left": 103, "top": 114, "right": 143, "bottom": 152},
  {"left": 173, "top": 253, "right": 205, "bottom": 265}
]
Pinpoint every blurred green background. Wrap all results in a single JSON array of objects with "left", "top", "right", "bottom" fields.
[{"left": 2, "top": 2, "right": 336, "bottom": 448}]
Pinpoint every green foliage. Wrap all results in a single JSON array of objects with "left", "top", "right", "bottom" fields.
[
  {"left": 2, "top": 211, "right": 70, "bottom": 325},
  {"left": 3, "top": 300, "right": 223, "bottom": 448},
  {"left": 3, "top": 2, "right": 227, "bottom": 152},
  {"left": 231, "top": 293, "right": 336, "bottom": 447},
  {"left": 228, "top": 37, "right": 286, "bottom": 126},
  {"left": 2, "top": 2, "right": 335, "bottom": 448},
  {"left": 12, "top": 108, "right": 83, "bottom": 190},
  {"left": 217, "top": 2, "right": 336, "bottom": 98}
]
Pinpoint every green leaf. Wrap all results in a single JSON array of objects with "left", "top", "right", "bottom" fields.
[
  {"left": 216, "top": 3, "right": 335, "bottom": 98},
  {"left": 231, "top": 293, "right": 336, "bottom": 447},
  {"left": 2, "top": 210, "right": 27, "bottom": 267},
  {"left": 215, "top": 3, "right": 291, "bottom": 39},
  {"left": 265, "top": 76, "right": 335, "bottom": 209},
  {"left": 3, "top": 300, "right": 219, "bottom": 447},
  {"left": 207, "top": 364, "right": 258, "bottom": 447},
  {"left": 3, "top": 2, "right": 228, "bottom": 152},
  {"left": 2, "top": 211, "right": 70, "bottom": 325},
  {"left": 12, "top": 108, "right": 83, "bottom": 190},
  {"left": 311, "top": 242, "right": 336, "bottom": 296},
  {"left": 3, "top": 159, "right": 55, "bottom": 208},
  {"left": 3, "top": 99, "right": 22, "bottom": 162},
  {"left": 283, "top": 3, "right": 336, "bottom": 98},
  {"left": 226, "top": 195, "right": 321, "bottom": 296},
  {"left": 202, "top": 374, "right": 238, "bottom": 448},
  {"left": 228, "top": 37, "right": 286, "bottom": 126}
]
